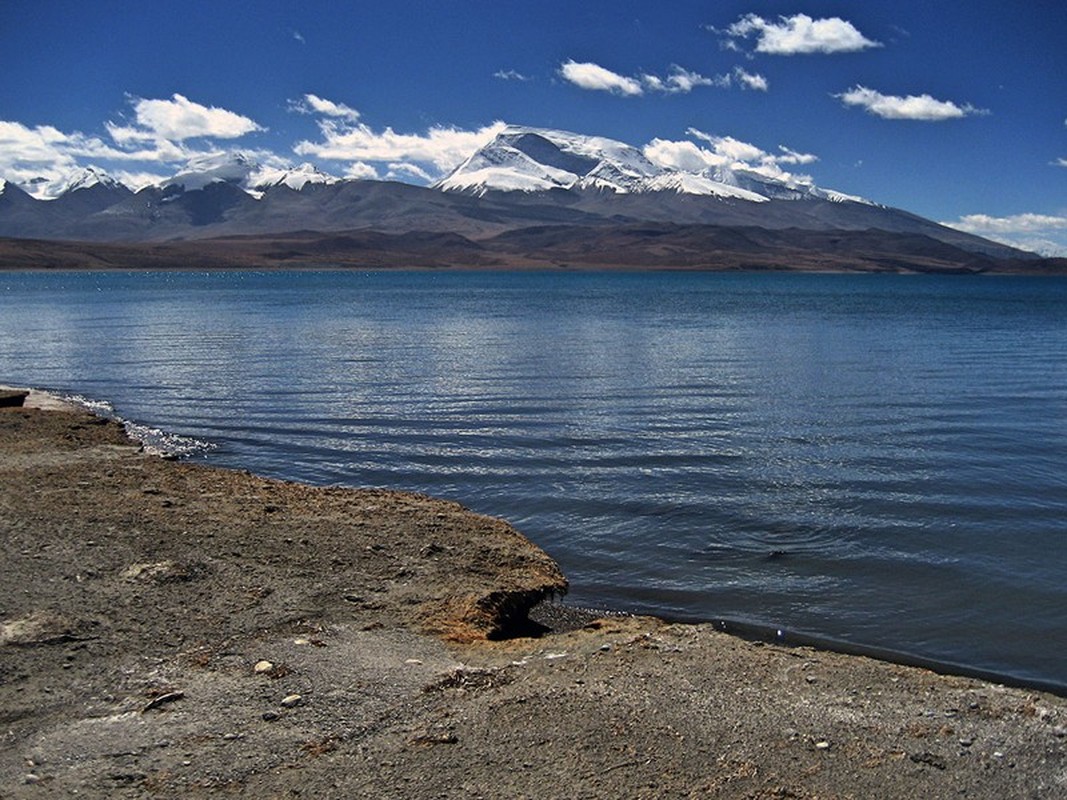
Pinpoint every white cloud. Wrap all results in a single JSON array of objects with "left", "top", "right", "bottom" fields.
[
  {"left": 290, "top": 93, "right": 361, "bottom": 122},
  {"left": 644, "top": 128, "right": 818, "bottom": 185},
  {"left": 733, "top": 67, "right": 768, "bottom": 92},
  {"left": 724, "top": 13, "right": 881, "bottom": 54},
  {"left": 943, "top": 212, "right": 1067, "bottom": 256},
  {"left": 113, "top": 94, "right": 264, "bottom": 143},
  {"left": 643, "top": 138, "right": 722, "bottom": 172},
  {"left": 560, "top": 60, "right": 644, "bottom": 96},
  {"left": 0, "top": 118, "right": 182, "bottom": 189},
  {"left": 386, "top": 162, "right": 434, "bottom": 182},
  {"left": 836, "top": 85, "right": 987, "bottom": 121},
  {"left": 494, "top": 69, "right": 531, "bottom": 82},
  {"left": 561, "top": 60, "right": 750, "bottom": 96},
  {"left": 292, "top": 30, "right": 306, "bottom": 45},
  {"left": 775, "top": 145, "right": 817, "bottom": 165},
  {"left": 641, "top": 66, "right": 722, "bottom": 94},
  {"left": 344, "top": 162, "right": 380, "bottom": 180},
  {"left": 294, "top": 115, "right": 507, "bottom": 179},
  {"left": 946, "top": 213, "right": 1067, "bottom": 235},
  {"left": 1056, "top": 158, "right": 1067, "bottom": 168},
  {"left": 109, "top": 168, "right": 171, "bottom": 191}
]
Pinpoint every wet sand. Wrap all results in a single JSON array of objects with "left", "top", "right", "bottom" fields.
[{"left": 1, "top": 391, "right": 1064, "bottom": 798}]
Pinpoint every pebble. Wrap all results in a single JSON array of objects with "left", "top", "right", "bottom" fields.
[
  {"left": 280, "top": 693, "right": 303, "bottom": 708},
  {"left": 814, "top": 741, "right": 831, "bottom": 750},
  {"left": 959, "top": 738, "right": 974, "bottom": 747},
  {"left": 24, "top": 774, "right": 40, "bottom": 785},
  {"left": 262, "top": 711, "right": 279, "bottom": 722},
  {"left": 253, "top": 660, "right": 274, "bottom": 674}
]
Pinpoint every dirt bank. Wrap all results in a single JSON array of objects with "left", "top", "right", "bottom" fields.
[{"left": 1, "top": 395, "right": 1064, "bottom": 798}]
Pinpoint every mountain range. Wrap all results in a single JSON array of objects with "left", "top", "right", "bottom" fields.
[{"left": 0, "top": 125, "right": 1062, "bottom": 274}]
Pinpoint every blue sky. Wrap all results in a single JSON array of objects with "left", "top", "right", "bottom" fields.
[{"left": 2, "top": 1, "right": 1065, "bottom": 254}]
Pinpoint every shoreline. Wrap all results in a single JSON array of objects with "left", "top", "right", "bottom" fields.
[
  {"left": 2, "top": 387, "right": 1065, "bottom": 797},
  {"left": 17, "top": 383, "right": 1066, "bottom": 697}
]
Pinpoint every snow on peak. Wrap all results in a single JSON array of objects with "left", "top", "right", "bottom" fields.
[
  {"left": 160, "top": 153, "right": 341, "bottom": 196},
  {"left": 64, "top": 166, "right": 123, "bottom": 193},
  {"left": 436, "top": 125, "right": 660, "bottom": 195},
  {"left": 437, "top": 124, "right": 870, "bottom": 204},
  {"left": 642, "top": 171, "right": 768, "bottom": 202},
  {"left": 249, "top": 162, "right": 340, "bottom": 191},
  {"left": 15, "top": 166, "right": 126, "bottom": 200},
  {"left": 164, "top": 151, "right": 260, "bottom": 192}
]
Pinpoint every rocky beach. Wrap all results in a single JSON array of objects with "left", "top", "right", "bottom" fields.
[{"left": 1, "top": 389, "right": 1065, "bottom": 798}]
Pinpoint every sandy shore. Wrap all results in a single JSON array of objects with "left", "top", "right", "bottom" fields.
[{"left": 1, "top": 391, "right": 1065, "bottom": 798}]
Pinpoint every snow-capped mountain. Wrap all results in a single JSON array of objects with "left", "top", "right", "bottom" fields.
[
  {"left": 437, "top": 125, "right": 660, "bottom": 195},
  {"left": 248, "top": 162, "right": 341, "bottom": 192},
  {"left": 16, "top": 166, "right": 127, "bottom": 201},
  {"left": 163, "top": 152, "right": 261, "bottom": 193},
  {"left": 162, "top": 153, "right": 341, "bottom": 197},
  {"left": 436, "top": 125, "right": 870, "bottom": 205},
  {"left": 59, "top": 166, "right": 125, "bottom": 196},
  {"left": 0, "top": 123, "right": 1042, "bottom": 265}
]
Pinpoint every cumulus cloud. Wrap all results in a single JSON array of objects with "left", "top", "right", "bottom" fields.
[
  {"left": 644, "top": 128, "right": 818, "bottom": 184},
  {"left": 344, "top": 162, "right": 380, "bottom": 180},
  {"left": 642, "top": 139, "right": 718, "bottom": 173},
  {"left": 559, "top": 60, "right": 644, "bottom": 96},
  {"left": 386, "top": 162, "right": 435, "bottom": 182},
  {"left": 108, "top": 169, "right": 172, "bottom": 191},
  {"left": 108, "top": 93, "right": 264, "bottom": 144},
  {"left": 723, "top": 13, "right": 881, "bottom": 55},
  {"left": 836, "top": 85, "right": 987, "bottom": 121},
  {"left": 560, "top": 60, "right": 760, "bottom": 96},
  {"left": 946, "top": 212, "right": 1067, "bottom": 235},
  {"left": 943, "top": 212, "right": 1067, "bottom": 256},
  {"left": 290, "top": 93, "right": 361, "bottom": 122},
  {"left": 732, "top": 67, "right": 768, "bottom": 92},
  {"left": 642, "top": 66, "right": 723, "bottom": 94},
  {"left": 0, "top": 118, "right": 186, "bottom": 190},
  {"left": 292, "top": 98, "right": 507, "bottom": 180}
]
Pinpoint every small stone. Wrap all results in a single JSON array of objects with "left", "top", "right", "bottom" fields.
[
  {"left": 293, "top": 638, "right": 310, "bottom": 646},
  {"left": 959, "top": 738, "right": 974, "bottom": 747},
  {"left": 253, "top": 660, "right": 274, "bottom": 674},
  {"left": 280, "top": 694, "right": 303, "bottom": 708},
  {"left": 814, "top": 741, "right": 831, "bottom": 750},
  {"left": 24, "top": 774, "right": 40, "bottom": 785},
  {"left": 1052, "top": 726, "right": 1067, "bottom": 738},
  {"left": 262, "top": 711, "right": 279, "bottom": 722}
]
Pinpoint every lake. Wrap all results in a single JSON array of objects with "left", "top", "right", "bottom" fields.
[{"left": 2, "top": 269, "right": 1065, "bottom": 691}]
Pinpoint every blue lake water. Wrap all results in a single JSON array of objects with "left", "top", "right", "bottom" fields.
[{"left": 2, "top": 270, "right": 1066, "bottom": 690}]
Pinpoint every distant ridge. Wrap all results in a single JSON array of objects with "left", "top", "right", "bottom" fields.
[{"left": 0, "top": 123, "right": 1059, "bottom": 272}]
